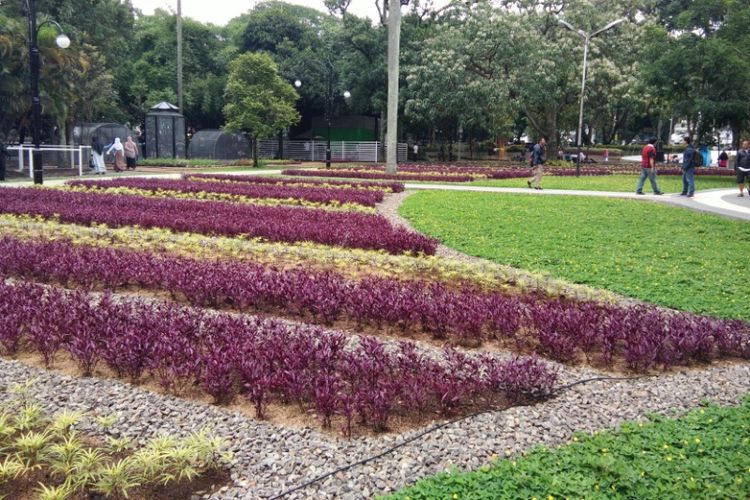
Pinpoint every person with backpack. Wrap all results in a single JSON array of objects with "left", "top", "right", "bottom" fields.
[
  {"left": 680, "top": 136, "right": 698, "bottom": 197},
  {"left": 735, "top": 140, "right": 750, "bottom": 197},
  {"left": 636, "top": 138, "right": 663, "bottom": 195},
  {"left": 527, "top": 137, "right": 546, "bottom": 190}
]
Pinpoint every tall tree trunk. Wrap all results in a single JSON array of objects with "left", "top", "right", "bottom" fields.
[{"left": 385, "top": 0, "right": 402, "bottom": 173}]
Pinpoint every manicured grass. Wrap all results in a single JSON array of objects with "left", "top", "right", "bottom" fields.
[
  {"left": 470, "top": 174, "right": 733, "bottom": 192},
  {"left": 400, "top": 191, "right": 750, "bottom": 318},
  {"left": 385, "top": 396, "right": 750, "bottom": 500}
]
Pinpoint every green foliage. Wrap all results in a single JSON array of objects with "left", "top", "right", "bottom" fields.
[
  {"left": 224, "top": 52, "right": 300, "bottom": 166},
  {"left": 387, "top": 396, "right": 750, "bottom": 499},
  {"left": 0, "top": 387, "right": 230, "bottom": 497},
  {"left": 400, "top": 191, "right": 750, "bottom": 318}
]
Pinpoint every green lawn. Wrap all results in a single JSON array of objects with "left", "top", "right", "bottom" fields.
[
  {"left": 385, "top": 397, "right": 750, "bottom": 500},
  {"left": 399, "top": 191, "right": 749, "bottom": 318},
  {"left": 470, "top": 174, "right": 733, "bottom": 192}
]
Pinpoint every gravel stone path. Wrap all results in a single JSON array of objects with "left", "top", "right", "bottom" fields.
[{"left": 1, "top": 357, "right": 748, "bottom": 499}]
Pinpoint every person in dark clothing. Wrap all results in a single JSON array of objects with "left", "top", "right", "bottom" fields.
[
  {"left": 91, "top": 136, "right": 106, "bottom": 175},
  {"left": 681, "top": 137, "right": 696, "bottom": 197},
  {"left": 527, "top": 137, "right": 546, "bottom": 190},
  {"left": 735, "top": 140, "right": 750, "bottom": 197},
  {"left": 718, "top": 150, "right": 729, "bottom": 168}
]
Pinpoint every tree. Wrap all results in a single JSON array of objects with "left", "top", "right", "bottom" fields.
[
  {"left": 642, "top": 0, "right": 750, "bottom": 147},
  {"left": 224, "top": 52, "right": 300, "bottom": 167}
]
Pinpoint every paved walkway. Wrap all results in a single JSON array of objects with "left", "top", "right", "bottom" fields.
[
  {"left": 404, "top": 183, "right": 750, "bottom": 221},
  {"left": 4, "top": 169, "right": 749, "bottom": 221}
]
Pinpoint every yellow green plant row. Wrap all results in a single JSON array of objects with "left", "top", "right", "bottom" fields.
[
  {"left": 60, "top": 185, "right": 376, "bottom": 214},
  {"left": 0, "top": 214, "right": 618, "bottom": 303}
]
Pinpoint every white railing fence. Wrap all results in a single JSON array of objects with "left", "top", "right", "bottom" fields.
[
  {"left": 257, "top": 140, "right": 407, "bottom": 163},
  {"left": 7, "top": 144, "right": 92, "bottom": 179}
]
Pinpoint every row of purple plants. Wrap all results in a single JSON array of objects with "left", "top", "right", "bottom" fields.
[
  {"left": 184, "top": 173, "right": 405, "bottom": 193},
  {"left": 281, "top": 169, "right": 475, "bottom": 183},
  {"left": 0, "top": 188, "right": 437, "bottom": 255},
  {"left": 2, "top": 236, "right": 748, "bottom": 372},
  {"left": 0, "top": 280, "right": 557, "bottom": 434},
  {"left": 68, "top": 177, "right": 387, "bottom": 207}
]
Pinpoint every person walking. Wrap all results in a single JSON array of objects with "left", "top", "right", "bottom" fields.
[
  {"left": 635, "top": 138, "right": 663, "bottom": 195},
  {"left": 603, "top": 148, "right": 609, "bottom": 162},
  {"left": 680, "top": 137, "right": 696, "bottom": 197},
  {"left": 527, "top": 137, "right": 546, "bottom": 190},
  {"left": 106, "top": 137, "right": 126, "bottom": 172},
  {"left": 718, "top": 149, "right": 729, "bottom": 169},
  {"left": 124, "top": 136, "right": 138, "bottom": 170},
  {"left": 91, "top": 136, "right": 106, "bottom": 175},
  {"left": 735, "top": 140, "right": 750, "bottom": 197}
]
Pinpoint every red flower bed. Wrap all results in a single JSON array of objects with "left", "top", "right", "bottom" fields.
[
  {"left": 0, "top": 280, "right": 558, "bottom": 433},
  {"left": 184, "top": 173, "right": 405, "bottom": 193},
  {"left": 68, "top": 177, "right": 386, "bottom": 207},
  {"left": 0, "top": 188, "right": 437, "bottom": 255}
]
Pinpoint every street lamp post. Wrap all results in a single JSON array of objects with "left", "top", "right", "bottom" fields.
[
  {"left": 24, "top": 0, "right": 70, "bottom": 185},
  {"left": 558, "top": 18, "right": 625, "bottom": 177},
  {"left": 323, "top": 60, "right": 349, "bottom": 169},
  {"left": 278, "top": 79, "right": 302, "bottom": 160}
]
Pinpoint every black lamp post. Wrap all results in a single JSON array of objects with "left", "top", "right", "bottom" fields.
[
  {"left": 24, "top": 0, "right": 70, "bottom": 185},
  {"left": 324, "top": 59, "right": 349, "bottom": 169}
]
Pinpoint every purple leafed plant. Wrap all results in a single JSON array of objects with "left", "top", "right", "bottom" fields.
[
  {"left": 0, "top": 280, "right": 562, "bottom": 433},
  {"left": 0, "top": 187, "right": 437, "bottom": 255},
  {"left": 184, "top": 173, "right": 405, "bottom": 193}
]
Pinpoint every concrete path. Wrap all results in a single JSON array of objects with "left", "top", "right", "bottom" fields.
[
  {"left": 404, "top": 183, "right": 750, "bottom": 222},
  {"left": 4, "top": 169, "right": 748, "bottom": 221}
]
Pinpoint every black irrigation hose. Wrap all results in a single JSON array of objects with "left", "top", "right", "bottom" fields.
[{"left": 269, "top": 375, "right": 652, "bottom": 499}]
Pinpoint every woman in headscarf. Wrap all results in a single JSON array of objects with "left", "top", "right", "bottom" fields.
[
  {"left": 91, "top": 136, "right": 106, "bottom": 175},
  {"left": 106, "top": 137, "right": 126, "bottom": 172},
  {"left": 124, "top": 136, "right": 138, "bottom": 170}
]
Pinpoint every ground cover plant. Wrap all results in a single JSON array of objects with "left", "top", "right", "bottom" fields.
[
  {"left": 67, "top": 177, "right": 387, "bottom": 208},
  {"left": 184, "top": 173, "right": 405, "bottom": 193},
  {"left": 400, "top": 191, "right": 750, "bottom": 319},
  {"left": 0, "top": 280, "right": 558, "bottom": 435},
  {"left": 0, "top": 214, "right": 613, "bottom": 303},
  {"left": 470, "top": 174, "right": 734, "bottom": 192},
  {"left": 284, "top": 164, "right": 738, "bottom": 185},
  {"left": 1, "top": 236, "right": 748, "bottom": 371},
  {"left": 0, "top": 187, "right": 436, "bottom": 255},
  {"left": 386, "top": 396, "right": 750, "bottom": 499},
  {"left": 0, "top": 392, "right": 231, "bottom": 499}
]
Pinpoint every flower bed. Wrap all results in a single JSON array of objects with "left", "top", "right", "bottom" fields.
[
  {"left": 0, "top": 214, "right": 614, "bottom": 303},
  {"left": 64, "top": 184, "right": 376, "bottom": 214},
  {"left": 0, "top": 188, "right": 437, "bottom": 256},
  {"left": 281, "top": 169, "right": 475, "bottom": 183},
  {"left": 0, "top": 280, "right": 558, "bottom": 434},
  {"left": 184, "top": 173, "right": 405, "bottom": 193},
  {"left": 2, "top": 236, "right": 747, "bottom": 372},
  {"left": 68, "top": 177, "right": 386, "bottom": 207}
]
